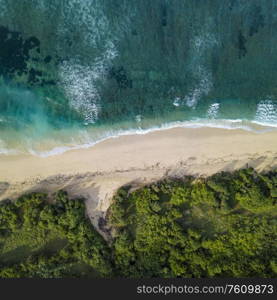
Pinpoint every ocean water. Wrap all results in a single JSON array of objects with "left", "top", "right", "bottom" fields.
[{"left": 0, "top": 0, "right": 277, "bottom": 156}]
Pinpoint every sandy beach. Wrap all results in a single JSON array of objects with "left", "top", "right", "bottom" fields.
[{"left": 0, "top": 127, "right": 277, "bottom": 231}]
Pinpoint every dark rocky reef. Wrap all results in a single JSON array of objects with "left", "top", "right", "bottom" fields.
[{"left": 0, "top": 25, "right": 56, "bottom": 87}]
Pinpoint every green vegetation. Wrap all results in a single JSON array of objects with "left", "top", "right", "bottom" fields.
[
  {"left": 0, "top": 168, "right": 276, "bottom": 278},
  {"left": 109, "top": 168, "right": 277, "bottom": 278},
  {"left": 0, "top": 191, "right": 112, "bottom": 278}
]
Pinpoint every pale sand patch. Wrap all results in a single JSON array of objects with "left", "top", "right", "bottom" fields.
[{"left": 0, "top": 127, "right": 276, "bottom": 233}]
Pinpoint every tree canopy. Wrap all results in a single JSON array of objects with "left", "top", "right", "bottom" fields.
[{"left": 0, "top": 168, "right": 276, "bottom": 278}]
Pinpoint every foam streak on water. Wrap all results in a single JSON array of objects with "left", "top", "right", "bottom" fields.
[
  {"left": 0, "top": 117, "right": 274, "bottom": 158},
  {"left": 254, "top": 99, "right": 277, "bottom": 125}
]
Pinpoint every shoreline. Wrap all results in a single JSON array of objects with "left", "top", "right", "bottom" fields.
[
  {"left": 1, "top": 118, "right": 276, "bottom": 158},
  {"left": 0, "top": 126, "right": 277, "bottom": 231},
  {"left": 1, "top": 126, "right": 277, "bottom": 181}
]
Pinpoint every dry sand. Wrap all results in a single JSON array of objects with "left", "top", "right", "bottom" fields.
[{"left": 0, "top": 127, "right": 277, "bottom": 232}]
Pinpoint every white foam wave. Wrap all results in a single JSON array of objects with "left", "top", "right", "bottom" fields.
[
  {"left": 184, "top": 32, "right": 218, "bottom": 108},
  {"left": 173, "top": 97, "right": 181, "bottom": 107},
  {"left": 58, "top": 0, "right": 111, "bottom": 49},
  {"left": 135, "top": 115, "right": 142, "bottom": 123},
  {"left": 0, "top": 139, "right": 18, "bottom": 155},
  {"left": 207, "top": 103, "right": 220, "bottom": 118},
  {"left": 26, "top": 118, "right": 277, "bottom": 158},
  {"left": 255, "top": 99, "right": 277, "bottom": 124},
  {"left": 185, "top": 68, "right": 213, "bottom": 108},
  {"left": 56, "top": 0, "right": 119, "bottom": 124},
  {"left": 251, "top": 120, "right": 277, "bottom": 128},
  {"left": 59, "top": 41, "right": 118, "bottom": 124}
]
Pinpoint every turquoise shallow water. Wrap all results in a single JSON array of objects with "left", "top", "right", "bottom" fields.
[{"left": 0, "top": 0, "right": 277, "bottom": 156}]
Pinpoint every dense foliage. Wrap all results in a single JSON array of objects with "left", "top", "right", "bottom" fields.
[
  {"left": 108, "top": 168, "right": 277, "bottom": 278},
  {"left": 0, "top": 191, "right": 112, "bottom": 278},
  {"left": 0, "top": 168, "right": 276, "bottom": 278}
]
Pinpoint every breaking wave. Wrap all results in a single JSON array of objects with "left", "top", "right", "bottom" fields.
[{"left": 0, "top": 117, "right": 275, "bottom": 158}]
